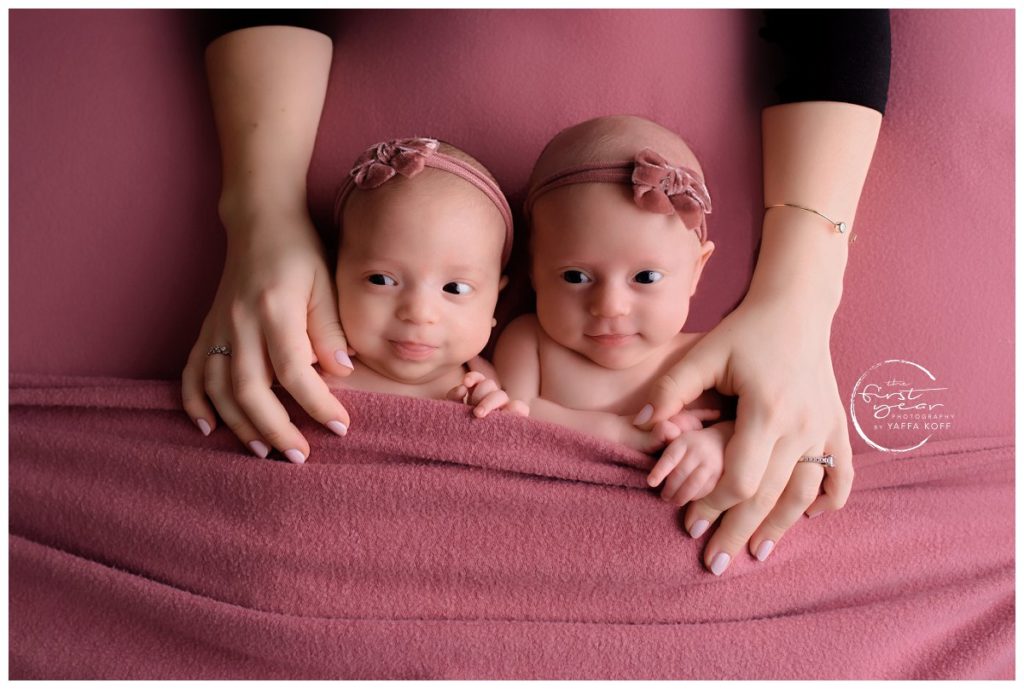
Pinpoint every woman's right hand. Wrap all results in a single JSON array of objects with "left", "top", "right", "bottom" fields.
[{"left": 181, "top": 209, "right": 353, "bottom": 463}]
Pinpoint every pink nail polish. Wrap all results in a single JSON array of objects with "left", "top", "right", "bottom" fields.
[
  {"left": 326, "top": 420, "right": 348, "bottom": 437},
  {"left": 334, "top": 350, "right": 354, "bottom": 369},
  {"left": 284, "top": 449, "right": 306, "bottom": 465},
  {"left": 633, "top": 404, "right": 653, "bottom": 425},
  {"left": 755, "top": 539, "right": 774, "bottom": 561},
  {"left": 710, "top": 552, "right": 730, "bottom": 576},
  {"left": 248, "top": 440, "right": 270, "bottom": 459},
  {"left": 195, "top": 418, "right": 211, "bottom": 437},
  {"left": 689, "top": 519, "right": 710, "bottom": 539}
]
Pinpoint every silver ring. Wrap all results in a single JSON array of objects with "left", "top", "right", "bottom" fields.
[
  {"left": 206, "top": 344, "right": 232, "bottom": 357},
  {"left": 799, "top": 454, "right": 834, "bottom": 468}
]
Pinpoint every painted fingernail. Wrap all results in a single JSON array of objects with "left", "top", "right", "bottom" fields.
[
  {"left": 334, "top": 350, "right": 354, "bottom": 369},
  {"left": 248, "top": 440, "right": 270, "bottom": 459},
  {"left": 689, "top": 519, "right": 710, "bottom": 539},
  {"left": 755, "top": 539, "right": 775, "bottom": 562},
  {"left": 807, "top": 510, "right": 823, "bottom": 519},
  {"left": 710, "top": 552, "right": 731, "bottom": 576},
  {"left": 326, "top": 420, "right": 348, "bottom": 437},
  {"left": 633, "top": 404, "right": 653, "bottom": 425},
  {"left": 195, "top": 418, "right": 211, "bottom": 437},
  {"left": 284, "top": 449, "right": 306, "bottom": 465}
]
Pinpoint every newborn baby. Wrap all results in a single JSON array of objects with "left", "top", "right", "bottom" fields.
[
  {"left": 494, "top": 115, "right": 734, "bottom": 505},
  {"left": 328, "top": 137, "right": 523, "bottom": 414}
]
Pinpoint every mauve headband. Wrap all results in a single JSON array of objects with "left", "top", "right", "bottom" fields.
[
  {"left": 333, "top": 138, "right": 514, "bottom": 267},
  {"left": 524, "top": 148, "right": 712, "bottom": 244}
]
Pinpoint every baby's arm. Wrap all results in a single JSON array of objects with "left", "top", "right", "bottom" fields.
[
  {"left": 492, "top": 315, "right": 543, "bottom": 404},
  {"left": 493, "top": 316, "right": 705, "bottom": 451},
  {"left": 648, "top": 421, "right": 735, "bottom": 506}
]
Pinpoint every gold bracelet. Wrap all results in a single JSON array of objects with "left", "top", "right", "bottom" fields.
[{"left": 765, "top": 203, "right": 848, "bottom": 235}]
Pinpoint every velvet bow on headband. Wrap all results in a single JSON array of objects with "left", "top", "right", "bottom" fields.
[
  {"left": 333, "top": 137, "right": 515, "bottom": 266},
  {"left": 350, "top": 138, "right": 440, "bottom": 189},
  {"left": 524, "top": 148, "right": 713, "bottom": 243}
]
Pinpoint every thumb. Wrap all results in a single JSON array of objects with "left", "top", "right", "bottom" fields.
[
  {"left": 307, "top": 272, "right": 354, "bottom": 377},
  {"left": 637, "top": 339, "right": 723, "bottom": 429}
]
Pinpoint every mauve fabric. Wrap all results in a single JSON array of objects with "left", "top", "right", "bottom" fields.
[
  {"left": 7, "top": 9, "right": 1015, "bottom": 680},
  {"left": 7, "top": 9, "right": 1014, "bottom": 447},
  {"left": 8, "top": 376, "right": 1014, "bottom": 679}
]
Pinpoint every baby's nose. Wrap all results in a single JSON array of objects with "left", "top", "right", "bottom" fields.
[
  {"left": 397, "top": 288, "right": 440, "bottom": 325},
  {"left": 589, "top": 282, "right": 630, "bottom": 318}
]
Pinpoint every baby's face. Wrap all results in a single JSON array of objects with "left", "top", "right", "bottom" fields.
[
  {"left": 531, "top": 183, "right": 713, "bottom": 370},
  {"left": 337, "top": 172, "right": 506, "bottom": 386}
]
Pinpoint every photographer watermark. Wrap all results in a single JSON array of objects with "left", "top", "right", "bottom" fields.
[{"left": 849, "top": 359, "right": 953, "bottom": 453}]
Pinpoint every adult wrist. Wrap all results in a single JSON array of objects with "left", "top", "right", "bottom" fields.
[{"left": 217, "top": 183, "right": 312, "bottom": 239}]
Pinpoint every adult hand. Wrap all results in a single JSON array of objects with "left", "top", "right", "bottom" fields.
[
  {"left": 635, "top": 291, "right": 853, "bottom": 574},
  {"left": 182, "top": 209, "right": 353, "bottom": 463}
]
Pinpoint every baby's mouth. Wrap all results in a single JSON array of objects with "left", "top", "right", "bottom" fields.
[
  {"left": 389, "top": 340, "right": 438, "bottom": 361},
  {"left": 585, "top": 333, "right": 637, "bottom": 347}
]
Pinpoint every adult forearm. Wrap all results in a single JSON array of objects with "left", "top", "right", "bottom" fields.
[
  {"left": 205, "top": 26, "right": 333, "bottom": 232},
  {"left": 750, "top": 101, "right": 882, "bottom": 315}
]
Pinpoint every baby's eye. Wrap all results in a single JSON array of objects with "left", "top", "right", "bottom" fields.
[
  {"left": 367, "top": 274, "right": 396, "bottom": 286},
  {"left": 443, "top": 281, "right": 473, "bottom": 295},
  {"left": 562, "top": 270, "right": 592, "bottom": 284},
  {"left": 634, "top": 270, "right": 663, "bottom": 284}
]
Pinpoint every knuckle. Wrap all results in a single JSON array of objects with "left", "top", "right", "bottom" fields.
[
  {"left": 728, "top": 473, "right": 760, "bottom": 502},
  {"left": 276, "top": 360, "right": 310, "bottom": 389},
  {"left": 751, "top": 488, "right": 782, "bottom": 514},
  {"left": 259, "top": 425, "right": 292, "bottom": 448},
  {"left": 790, "top": 479, "right": 822, "bottom": 506}
]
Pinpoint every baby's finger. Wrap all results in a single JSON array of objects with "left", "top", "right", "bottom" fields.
[
  {"left": 202, "top": 348, "right": 271, "bottom": 459},
  {"left": 748, "top": 458, "right": 825, "bottom": 563},
  {"left": 648, "top": 441, "right": 686, "bottom": 487},
  {"left": 462, "top": 371, "right": 487, "bottom": 389},
  {"left": 686, "top": 408, "right": 722, "bottom": 422},
  {"left": 507, "top": 400, "right": 530, "bottom": 417},
  {"left": 446, "top": 384, "right": 469, "bottom": 402},
  {"left": 669, "top": 466, "right": 714, "bottom": 507},
  {"left": 182, "top": 337, "right": 218, "bottom": 436},
  {"left": 472, "top": 390, "right": 510, "bottom": 418},
  {"left": 654, "top": 420, "right": 682, "bottom": 444},
  {"left": 660, "top": 448, "right": 703, "bottom": 502},
  {"left": 467, "top": 378, "right": 500, "bottom": 406}
]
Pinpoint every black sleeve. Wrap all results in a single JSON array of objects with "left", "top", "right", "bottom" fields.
[
  {"left": 198, "top": 10, "right": 335, "bottom": 46},
  {"left": 759, "top": 9, "right": 891, "bottom": 115}
]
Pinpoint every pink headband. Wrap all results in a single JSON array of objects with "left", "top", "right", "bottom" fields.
[
  {"left": 333, "top": 138, "right": 514, "bottom": 267},
  {"left": 524, "top": 148, "right": 712, "bottom": 244}
]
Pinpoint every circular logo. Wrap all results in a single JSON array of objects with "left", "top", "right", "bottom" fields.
[{"left": 849, "top": 359, "right": 953, "bottom": 453}]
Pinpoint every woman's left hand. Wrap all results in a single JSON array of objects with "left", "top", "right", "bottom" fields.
[{"left": 635, "top": 291, "right": 854, "bottom": 575}]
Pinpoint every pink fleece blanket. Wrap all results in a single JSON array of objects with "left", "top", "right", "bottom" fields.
[{"left": 8, "top": 375, "right": 1014, "bottom": 679}]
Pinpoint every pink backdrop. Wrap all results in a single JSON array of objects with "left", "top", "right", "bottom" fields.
[{"left": 9, "top": 10, "right": 1015, "bottom": 450}]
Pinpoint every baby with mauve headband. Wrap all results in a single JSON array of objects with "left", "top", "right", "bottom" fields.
[
  {"left": 328, "top": 137, "right": 526, "bottom": 415},
  {"left": 490, "top": 115, "right": 735, "bottom": 505}
]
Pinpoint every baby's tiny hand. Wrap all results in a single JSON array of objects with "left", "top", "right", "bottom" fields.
[
  {"left": 666, "top": 407, "right": 721, "bottom": 433},
  {"left": 646, "top": 422, "right": 732, "bottom": 507},
  {"left": 446, "top": 371, "right": 529, "bottom": 418},
  {"left": 620, "top": 417, "right": 683, "bottom": 454}
]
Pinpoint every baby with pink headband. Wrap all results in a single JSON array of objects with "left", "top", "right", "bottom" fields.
[
  {"left": 328, "top": 137, "right": 525, "bottom": 414},
  {"left": 491, "top": 115, "right": 735, "bottom": 505}
]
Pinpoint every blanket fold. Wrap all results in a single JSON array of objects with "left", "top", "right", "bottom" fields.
[{"left": 8, "top": 375, "right": 1015, "bottom": 679}]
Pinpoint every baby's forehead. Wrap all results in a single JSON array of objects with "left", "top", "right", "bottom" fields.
[{"left": 533, "top": 117, "right": 702, "bottom": 183}]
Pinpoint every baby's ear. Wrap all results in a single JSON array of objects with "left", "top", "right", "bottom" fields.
[
  {"left": 690, "top": 240, "right": 715, "bottom": 296},
  {"left": 499, "top": 275, "right": 509, "bottom": 291}
]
